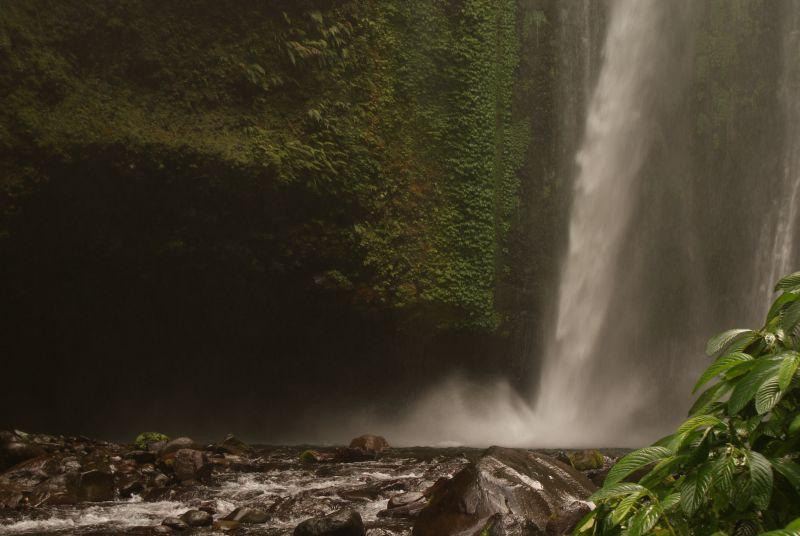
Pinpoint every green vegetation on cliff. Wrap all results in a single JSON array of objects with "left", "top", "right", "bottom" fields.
[{"left": 0, "top": 0, "right": 527, "bottom": 332}]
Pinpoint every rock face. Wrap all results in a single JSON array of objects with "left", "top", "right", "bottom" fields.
[
  {"left": 412, "top": 446, "right": 596, "bottom": 536},
  {"left": 78, "top": 469, "right": 114, "bottom": 501},
  {"left": 161, "top": 437, "right": 198, "bottom": 456},
  {"left": 0, "top": 434, "right": 46, "bottom": 473},
  {"left": 294, "top": 509, "right": 366, "bottom": 536}
]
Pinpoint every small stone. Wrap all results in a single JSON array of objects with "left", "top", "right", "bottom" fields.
[
  {"left": 293, "top": 509, "right": 365, "bottom": 536},
  {"left": 153, "top": 525, "right": 172, "bottom": 534},
  {"left": 222, "top": 506, "right": 269, "bottom": 524},
  {"left": 124, "top": 450, "right": 156, "bottom": 464},
  {"left": 160, "top": 438, "right": 198, "bottom": 457},
  {"left": 162, "top": 517, "right": 188, "bottom": 530},
  {"left": 180, "top": 509, "right": 213, "bottom": 527},
  {"left": 213, "top": 520, "right": 240, "bottom": 531}
]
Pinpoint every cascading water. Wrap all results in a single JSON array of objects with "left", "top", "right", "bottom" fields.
[
  {"left": 755, "top": 4, "right": 800, "bottom": 308},
  {"left": 534, "top": 0, "right": 694, "bottom": 444}
]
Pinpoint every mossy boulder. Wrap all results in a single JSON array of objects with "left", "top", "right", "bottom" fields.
[
  {"left": 133, "top": 432, "right": 170, "bottom": 451},
  {"left": 567, "top": 450, "right": 604, "bottom": 471}
]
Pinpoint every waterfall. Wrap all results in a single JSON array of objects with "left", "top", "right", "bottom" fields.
[
  {"left": 535, "top": 0, "right": 692, "bottom": 443},
  {"left": 756, "top": 5, "right": 800, "bottom": 308}
]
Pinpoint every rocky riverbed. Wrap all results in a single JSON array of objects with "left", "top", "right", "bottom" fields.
[{"left": 0, "top": 430, "right": 627, "bottom": 535}]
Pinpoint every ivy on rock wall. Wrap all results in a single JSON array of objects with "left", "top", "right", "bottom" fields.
[{"left": 0, "top": 0, "right": 527, "bottom": 333}]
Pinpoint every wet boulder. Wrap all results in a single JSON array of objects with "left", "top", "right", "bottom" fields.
[
  {"left": 0, "top": 432, "right": 46, "bottom": 473},
  {"left": 299, "top": 449, "right": 336, "bottom": 463},
  {"left": 348, "top": 435, "right": 389, "bottom": 455},
  {"left": 222, "top": 506, "right": 269, "bottom": 524},
  {"left": 124, "top": 450, "right": 156, "bottom": 464},
  {"left": 217, "top": 434, "right": 253, "bottom": 456},
  {"left": 172, "top": 449, "right": 210, "bottom": 483},
  {"left": 294, "top": 509, "right": 365, "bottom": 536},
  {"left": 545, "top": 500, "right": 593, "bottom": 535},
  {"left": 180, "top": 509, "right": 213, "bottom": 527},
  {"left": 162, "top": 516, "right": 189, "bottom": 530},
  {"left": 412, "top": 446, "right": 596, "bottom": 536},
  {"left": 78, "top": 468, "right": 115, "bottom": 501},
  {"left": 160, "top": 437, "right": 198, "bottom": 457},
  {"left": 378, "top": 491, "right": 427, "bottom": 518}
]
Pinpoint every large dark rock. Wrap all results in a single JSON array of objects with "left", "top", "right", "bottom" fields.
[
  {"left": 348, "top": 435, "right": 389, "bottom": 455},
  {"left": 0, "top": 436, "right": 46, "bottom": 473},
  {"left": 222, "top": 506, "right": 269, "bottom": 524},
  {"left": 172, "top": 449, "right": 210, "bottom": 482},
  {"left": 79, "top": 469, "right": 115, "bottom": 502},
  {"left": 545, "top": 500, "right": 593, "bottom": 535},
  {"left": 412, "top": 446, "right": 596, "bottom": 536},
  {"left": 293, "top": 509, "right": 365, "bottom": 536}
]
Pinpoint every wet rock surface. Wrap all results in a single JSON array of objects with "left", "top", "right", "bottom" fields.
[
  {"left": 412, "top": 446, "right": 598, "bottom": 536},
  {"left": 0, "top": 431, "right": 626, "bottom": 535}
]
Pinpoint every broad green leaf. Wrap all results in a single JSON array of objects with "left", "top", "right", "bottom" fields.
[
  {"left": 605, "top": 447, "right": 673, "bottom": 486},
  {"left": 776, "top": 271, "right": 800, "bottom": 291},
  {"left": 770, "top": 457, "right": 800, "bottom": 490},
  {"left": 660, "top": 492, "right": 681, "bottom": 511},
  {"left": 790, "top": 414, "right": 800, "bottom": 436},
  {"left": 760, "top": 531, "right": 800, "bottom": 536},
  {"left": 573, "top": 508, "right": 597, "bottom": 534},
  {"left": 676, "top": 414, "right": 725, "bottom": 435},
  {"left": 689, "top": 381, "right": 733, "bottom": 416},
  {"left": 680, "top": 463, "right": 713, "bottom": 515},
  {"left": 755, "top": 376, "right": 783, "bottom": 414},
  {"left": 783, "top": 299, "right": 800, "bottom": 333},
  {"left": 639, "top": 455, "right": 690, "bottom": 488},
  {"left": 611, "top": 490, "right": 644, "bottom": 527},
  {"left": 590, "top": 482, "right": 647, "bottom": 502},
  {"left": 788, "top": 518, "right": 800, "bottom": 530},
  {"left": 694, "top": 352, "right": 753, "bottom": 392},
  {"left": 706, "top": 329, "right": 756, "bottom": 356},
  {"left": 748, "top": 450, "right": 773, "bottom": 509},
  {"left": 625, "top": 503, "right": 660, "bottom": 536},
  {"left": 778, "top": 351, "right": 800, "bottom": 390},
  {"left": 728, "top": 359, "right": 781, "bottom": 414},
  {"left": 768, "top": 291, "right": 800, "bottom": 322},
  {"left": 712, "top": 456, "right": 736, "bottom": 498}
]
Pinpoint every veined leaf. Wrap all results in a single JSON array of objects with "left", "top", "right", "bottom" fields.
[
  {"left": 748, "top": 450, "right": 773, "bottom": 510},
  {"left": 778, "top": 351, "right": 800, "bottom": 390},
  {"left": 755, "top": 376, "right": 783, "bottom": 414},
  {"left": 706, "top": 329, "right": 756, "bottom": 356},
  {"left": 728, "top": 359, "right": 781, "bottom": 414},
  {"left": 783, "top": 299, "right": 800, "bottom": 333},
  {"left": 694, "top": 352, "right": 753, "bottom": 392},
  {"left": 689, "top": 381, "right": 733, "bottom": 416},
  {"left": 712, "top": 456, "right": 736, "bottom": 498},
  {"left": 639, "top": 455, "right": 690, "bottom": 488},
  {"left": 768, "top": 291, "right": 800, "bottom": 322},
  {"left": 776, "top": 271, "right": 800, "bottom": 291},
  {"left": 660, "top": 492, "right": 681, "bottom": 511},
  {"left": 680, "top": 463, "right": 713, "bottom": 515},
  {"left": 605, "top": 447, "right": 673, "bottom": 486},
  {"left": 676, "top": 414, "right": 725, "bottom": 435},
  {"left": 770, "top": 457, "right": 800, "bottom": 491},
  {"left": 590, "top": 482, "right": 647, "bottom": 502},
  {"left": 625, "top": 503, "right": 660, "bottom": 536},
  {"left": 611, "top": 490, "right": 644, "bottom": 527}
]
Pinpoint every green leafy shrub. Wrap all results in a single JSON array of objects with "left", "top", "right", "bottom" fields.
[
  {"left": 576, "top": 271, "right": 800, "bottom": 535},
  {"left": 133, "top": 432, "right": 169, "bottom": 450}
]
